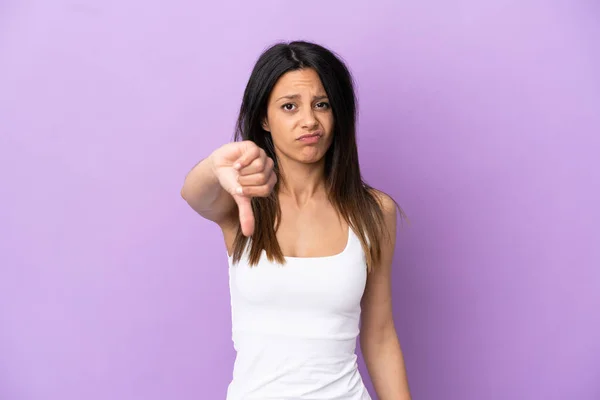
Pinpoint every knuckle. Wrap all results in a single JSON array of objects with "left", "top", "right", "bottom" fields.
[{"left": 246, "top": 146, "right": 259, "bottom": 159}]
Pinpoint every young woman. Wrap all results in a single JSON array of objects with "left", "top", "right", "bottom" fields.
[{"left": 182, "top": 41, "right": 411, "bottom": 400}]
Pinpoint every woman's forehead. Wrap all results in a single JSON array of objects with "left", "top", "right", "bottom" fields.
[{"left": 270, "top": 69, "right": 325, "bottom": 98}]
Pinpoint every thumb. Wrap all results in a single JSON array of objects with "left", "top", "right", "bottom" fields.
[{"left": 234, "top": 195, "right": 255, "bottom": 237}]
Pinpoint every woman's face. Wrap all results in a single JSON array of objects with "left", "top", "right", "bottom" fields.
[{"left": 263, "top": 68, "right": 334, "bottom": 165}]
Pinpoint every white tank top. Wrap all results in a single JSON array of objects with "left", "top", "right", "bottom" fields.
[{"left": 226, "top": 227, "right": 372, "bottom": 400}]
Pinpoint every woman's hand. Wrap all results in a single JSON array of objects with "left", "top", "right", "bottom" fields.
[{"left": 210, "top": 141, "right": 277, "bottom": 236}]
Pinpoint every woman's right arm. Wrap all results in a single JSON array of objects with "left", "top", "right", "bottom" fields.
[{"left": 180, "top": 156, "right": 237, "bottom": 229}]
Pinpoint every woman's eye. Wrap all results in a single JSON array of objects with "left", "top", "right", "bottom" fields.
[
  {"left": 316, "top": 102, "right": 330, "bottom": 109},
  {"left": 282, "top": 104, "right": 296, "bottom": 111}
]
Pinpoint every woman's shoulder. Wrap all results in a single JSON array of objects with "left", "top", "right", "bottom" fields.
[{"left": 366, "top": 187, "right": 398, "bottom": 217}]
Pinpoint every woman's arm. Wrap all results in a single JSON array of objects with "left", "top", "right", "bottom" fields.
[
  {"left": 181, "top": 155, "right": 237, "bottom": 229},
  {"left": 360, "top": 191, "right": 411, "bottom": 400}
]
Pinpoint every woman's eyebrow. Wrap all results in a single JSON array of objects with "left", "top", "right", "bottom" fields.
[{"left": 275, "top": 94, "right": 328, "bottom": 102}]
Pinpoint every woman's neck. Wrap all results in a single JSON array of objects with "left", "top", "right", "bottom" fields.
[{"left": 277, "top": 157, "right": 327, "bottom": 207}]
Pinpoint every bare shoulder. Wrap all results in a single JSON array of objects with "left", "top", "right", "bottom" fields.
[
  {"left": 367, "top": 187, "right": 399, "bottom": 248},
  {"left": 368, "top": 188, "right": 398, "bottom": 221}
]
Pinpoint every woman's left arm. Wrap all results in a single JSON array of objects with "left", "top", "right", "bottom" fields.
[{"left": 360, "top": 192, "right": 411, "bottom": 400}]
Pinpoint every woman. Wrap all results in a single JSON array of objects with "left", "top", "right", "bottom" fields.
[{"left": 181, "top": 41, "right": 411, "bottom": 400}]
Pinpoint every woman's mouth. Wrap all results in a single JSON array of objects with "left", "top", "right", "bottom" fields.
[{"left": 297, "top": 131, "right": 323, "bottom": 144}]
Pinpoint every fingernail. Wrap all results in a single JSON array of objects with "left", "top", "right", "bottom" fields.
[
  {"left": 234, "top": 163, "right": 241, "bottom": 170},
  {"left": 236, "top": 187, "right": 243, "bottom": 195}
]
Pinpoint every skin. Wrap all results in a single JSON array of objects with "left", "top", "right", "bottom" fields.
[{"left": 181, "top": 68, "right": 411, "bottom": 399}]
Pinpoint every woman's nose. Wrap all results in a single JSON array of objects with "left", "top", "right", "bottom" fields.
[{"left": 301, "top": 109, "right": 318, "bottom": 129}]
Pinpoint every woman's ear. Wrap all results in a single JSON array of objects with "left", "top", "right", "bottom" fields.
[{"left": 262, "top": 118, "right": 270, "bottom": 132}]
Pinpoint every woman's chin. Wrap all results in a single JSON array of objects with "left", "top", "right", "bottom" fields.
[{"left": 297, "top": 148, "right": 326, "bottom": 164}]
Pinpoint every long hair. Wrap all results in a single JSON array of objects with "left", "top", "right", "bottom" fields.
[{"left": 231, "top": 40, "right": 402, "bottom": 271}]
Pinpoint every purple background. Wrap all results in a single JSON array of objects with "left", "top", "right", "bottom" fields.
[{"left": 1, "top": 1, "right": 599, "bottom": 399}]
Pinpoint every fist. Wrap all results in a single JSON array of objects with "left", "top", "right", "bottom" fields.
[{"left": 210, "top": 141, "right": 277, "bottom": 236}]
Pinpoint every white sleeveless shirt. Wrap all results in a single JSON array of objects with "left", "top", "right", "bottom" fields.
[{"left": 226, "top": 228, "right": 372, "bottom": 400}]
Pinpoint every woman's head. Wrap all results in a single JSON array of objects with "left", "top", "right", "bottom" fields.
[
  {"left": 235, "top": 41, "right": 358, "bottom": 183},
  {"left": 232, "top": 41, "right": 396, "bottom": 269}
]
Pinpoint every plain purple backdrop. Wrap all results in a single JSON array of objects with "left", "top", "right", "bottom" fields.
[{"left": 1, "top": 1, "right": 599, "bottom": 399}]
